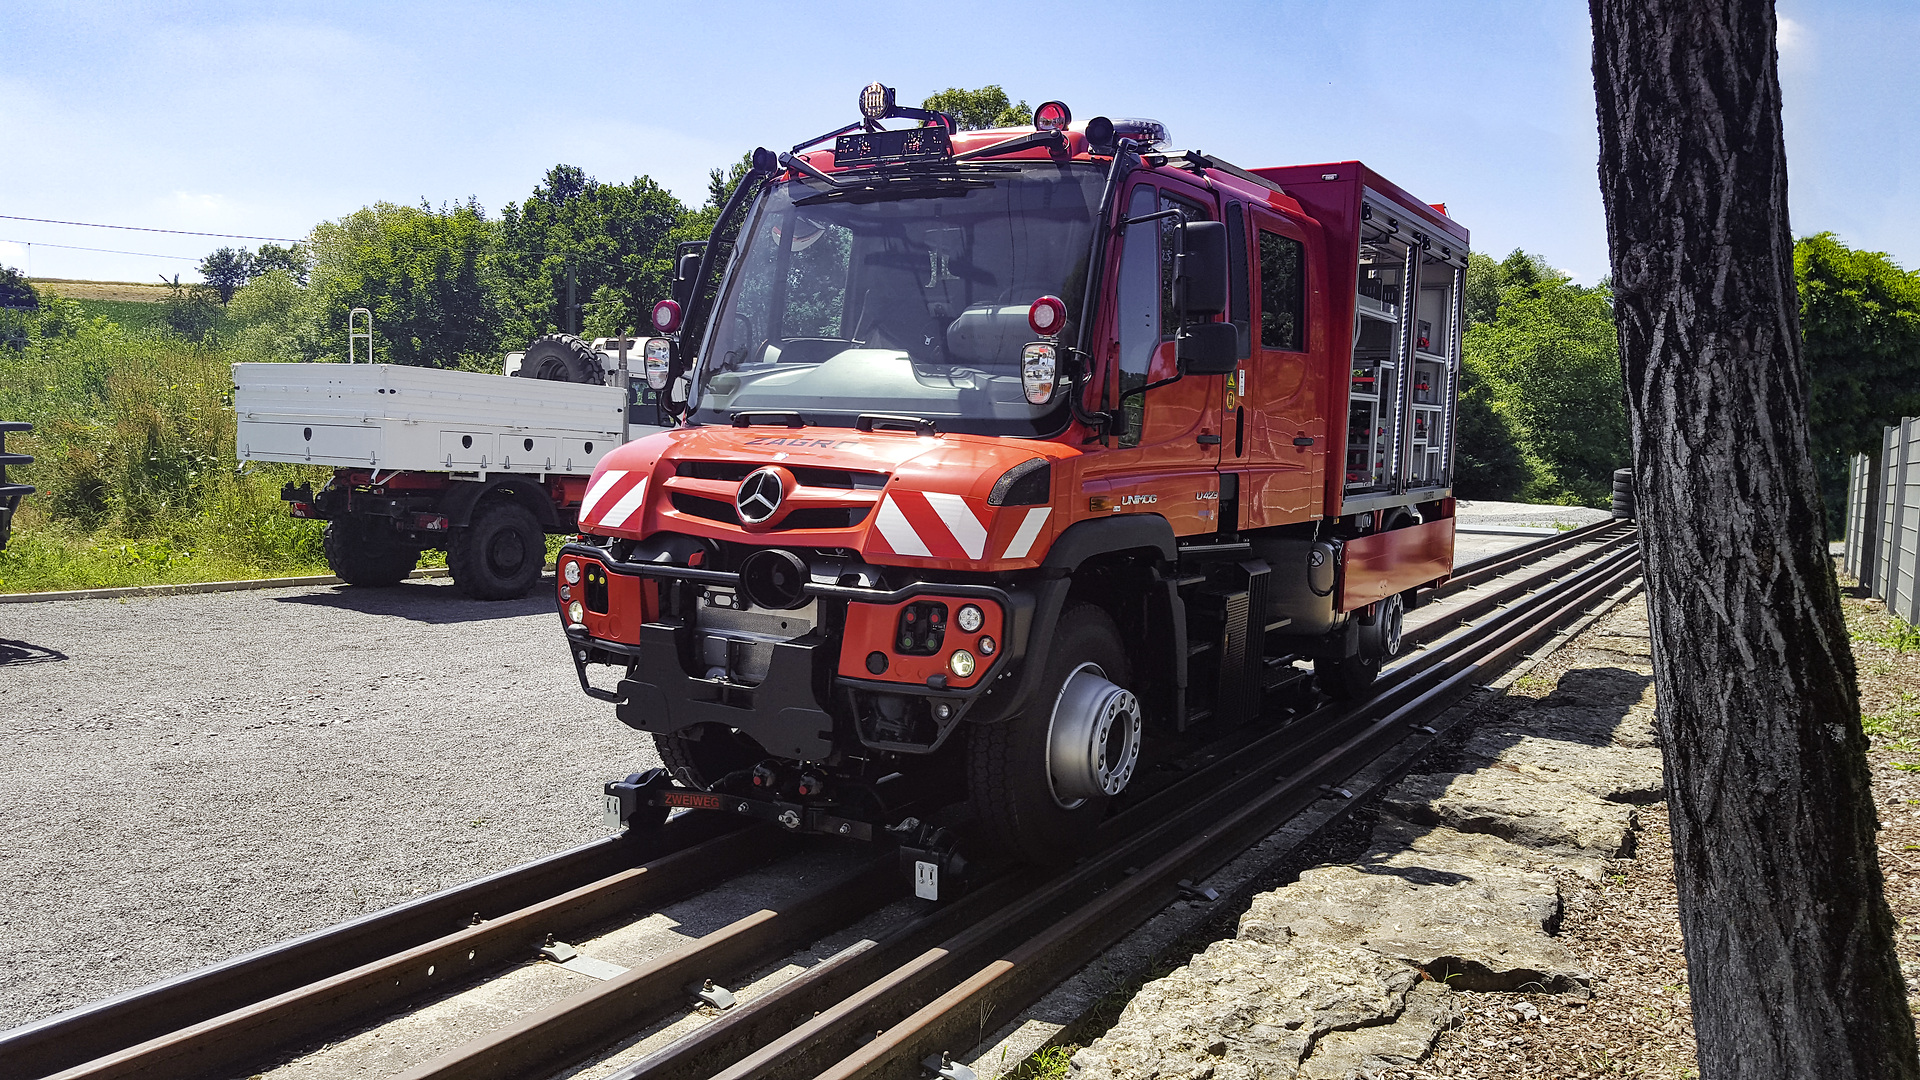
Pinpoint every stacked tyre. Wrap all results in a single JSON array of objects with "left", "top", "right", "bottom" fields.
[{"left": 1611, "top": 467, "right": 1637, "bottom": 520}]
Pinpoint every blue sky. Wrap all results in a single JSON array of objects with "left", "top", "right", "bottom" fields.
[{"left": 1, "top": 1, "right": 1912, "bottom": 287}]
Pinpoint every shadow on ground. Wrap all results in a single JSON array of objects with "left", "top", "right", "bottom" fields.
[
  {"left": 272, "top": 579, "right": 553, "bottom": 624},
  {"left": 0, "top": 639, "right": 68, "bottom": 666}
]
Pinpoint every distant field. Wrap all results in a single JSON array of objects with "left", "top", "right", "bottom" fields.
[{"left": 31, "top": 279, "right": 174, "bottom": 303}]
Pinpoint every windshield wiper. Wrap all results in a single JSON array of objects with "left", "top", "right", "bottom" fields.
[
  {"left": 730, "top": 411, "right": 807, "bottom": 428},
  {"left": 855, "top": 413, "right": 938, "bottom": 436}
]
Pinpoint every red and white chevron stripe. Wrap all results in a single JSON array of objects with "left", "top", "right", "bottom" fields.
[
  {"left": 578, "top": 469, "right": 649, "bottom": 532},
  {"left": 871, "top": 492, "right": 1051, "bottom": 563}
]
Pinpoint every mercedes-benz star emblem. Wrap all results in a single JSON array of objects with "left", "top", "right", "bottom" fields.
[{"left": 736, "top": 467, "right": 787, "bottom": 525}]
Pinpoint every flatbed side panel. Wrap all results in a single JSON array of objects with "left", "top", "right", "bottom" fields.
[
  {"left": 1336, "top": 516, "right": 1454, "bottom": 611},
  {"left": 232, "top": 363, "right": 652, "bottom": 474}
]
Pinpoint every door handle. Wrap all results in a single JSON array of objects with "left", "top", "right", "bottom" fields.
[
  {"left": 1293, "top": 436, "right": 1315, "bottom": 447},
  {"left": 1197, "top": 434, "right": 1223, "bottom": 446}
]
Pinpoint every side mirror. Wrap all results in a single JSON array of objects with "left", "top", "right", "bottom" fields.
[
  {"left": 1178, "top": 322, "right": 1238, "bottom": 375},
  {"left": 1175, "top": 221, "right": 1229, "bottom": 317},
  {"left": 671, "top": 249, "right": 704, "bottom": 309}
]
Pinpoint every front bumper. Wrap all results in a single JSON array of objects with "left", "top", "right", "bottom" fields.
[{"left": 559, "top": 542, "right": 1037, "bottom": 760}]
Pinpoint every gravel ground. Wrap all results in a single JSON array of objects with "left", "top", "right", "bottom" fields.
[
  {"left": 0, "top": 576, "right": 659, "bottom": 1031},
  {"left": 1454, "top": 500, "right": 1613, "bottom": 531}
]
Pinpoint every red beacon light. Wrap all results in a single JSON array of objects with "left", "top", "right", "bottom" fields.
[
  {"left": 1033, "top": 101, "right": 1072, "bottom": 132},
  {"left": 651, "top": 299, "right": 682, "bottom": 333},
  {"left": 1028, "top": 294, "right": 1067, "bottom": 338}
]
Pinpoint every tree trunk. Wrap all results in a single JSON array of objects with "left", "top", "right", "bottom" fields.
[{"left": 1590, "top": 2, "right": 1916, "bottom": 1076}]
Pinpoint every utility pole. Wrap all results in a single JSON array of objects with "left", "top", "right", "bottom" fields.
[{"left": 565, "top": 257, "right": 578, "bottom": 336}]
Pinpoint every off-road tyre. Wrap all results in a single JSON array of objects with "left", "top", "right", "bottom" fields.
[
  {"left": 448, "top": 500, "right": 544, "bottom": 600},
  {"left": 322, "top": 516, "right": 418, "bottom": 586},
  {"left": 653, "top": 725, "right": 763, "bottom": 790},
  {"left": 515, "top": 334, "right": 603, "bottom": 385},
  {"left": 967, "top": 604, "right": 1132, "bottom": 866}
]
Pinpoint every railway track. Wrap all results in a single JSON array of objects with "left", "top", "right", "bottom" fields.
[{"left": 0, "top": 520, "right": 1642, "bottom": 1080}]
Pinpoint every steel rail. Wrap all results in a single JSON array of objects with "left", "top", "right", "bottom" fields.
[
  {"left": 40, "top": 827, "right": 790, "bottom": 1080},
  {"left": 810, "top": 550, "right": 1644, "bottom": 1080},
  {"left": 610, "top": 540, "right": 1642, "bottom": 1080},
  {"left": 1441, "top": 518, "right": 1627, "bottom": 594},
  {"left": 392, "top": 858, "right": 904, "bottom": 1080}
]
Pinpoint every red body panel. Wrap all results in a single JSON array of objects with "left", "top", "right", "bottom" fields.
[
  {"left": 836, "top": 595, "right": 1006, "bottom": 689},
  {"left": 1337, "top": 517, "right": 1456, "bottom": 610}
]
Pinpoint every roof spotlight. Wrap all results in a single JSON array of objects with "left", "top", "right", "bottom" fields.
[
  {"left": 1033, "top": 100, "right": 1072, "bottom": 131},
  {"left": 859, "top": 82, "right": 894, "bottom": 124}
]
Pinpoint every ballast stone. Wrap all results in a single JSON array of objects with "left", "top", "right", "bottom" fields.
[
  {"left": 1238, "top": 842, "right": 1590, "bottom": 994},
  {"left": 1381, "top": 769, "right": 1640, "bottom": 857},
  {"left": 1067, "top": 939, "right": 1445, "bottom": 1080}
]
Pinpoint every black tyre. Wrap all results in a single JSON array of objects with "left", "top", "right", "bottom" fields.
[
  {"left": 653, "top": 724, "right": 763, "bottom": 790},
  {"left": 1611, "top": 467, "right": 1636, "bottom": 520},
  {"left": 967, "top": 605, "right": 1140, "bottom": 865},
  {"left": 448, "top": 500, "right": 545, "bottom": 600},
  {"left": 515, "top": 334, "right": 603, "bottom": 385},
  {"left": 322, "top": 516, "right": 418, "bottom": 587},
  {"left": 1316, "top": 592, "right": 1404, "bottom": 700}
]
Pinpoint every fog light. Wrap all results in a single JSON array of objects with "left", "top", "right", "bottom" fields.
[
  {"left": 949, "top": 650, "right": 976, "bottom": 678},
  {"left": 563, "top": 560, "right": 581, "bottom": 584},
  {"left": 979, "top": 635, "right": 996, "bottom": 656},
  {"left": 956, "top": 604, "right": 984, "bottom": 633},
  {"left": 567, "top": 600, "right": 585, "bottom": 623},
  {"left": 934, "top": 702, "right": 953, "bottom": 721}
]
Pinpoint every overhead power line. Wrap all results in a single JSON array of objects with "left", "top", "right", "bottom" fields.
[
  {"left": 0, "top": 238, "right": 200, "bottom": 261},
  {"left": 0, "top": 214, "right": 303, "bottom": 243}
]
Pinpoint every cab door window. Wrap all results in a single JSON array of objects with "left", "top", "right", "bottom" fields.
[
  {"left": 1115, "top": 186, "right": 1210, "bottom": 447},
  {"left": 1258, "top": 229, "right": 1307, "bottom": 351}
]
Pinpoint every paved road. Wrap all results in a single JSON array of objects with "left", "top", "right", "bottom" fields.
[
  {"left": 0, "top": 500, "right": 1612, "bottom": 1032},
  {"left": 0, "top": 577, "right": 659, "bottom": 1030}
]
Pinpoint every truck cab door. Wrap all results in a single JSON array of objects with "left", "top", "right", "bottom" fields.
[
  {"left": 1079, "top": 179, "right": 1226, "bottom": 537},
  {"left": 1228, "top": 204, "right": 1324, "bottom": 528}
]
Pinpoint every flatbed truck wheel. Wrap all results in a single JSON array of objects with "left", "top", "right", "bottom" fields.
[
  {"left": 322, "top": 517, "right": 418, "bottom": 587},
  {"left": 449, "top": 500, "right": 544, "bottom": 600},
  {"left": 967, "top": 605, "right": 1142, "bottom": 865}
]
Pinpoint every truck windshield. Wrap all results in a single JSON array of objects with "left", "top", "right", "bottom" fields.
[{"left": 689, "top": 163, "right": 1106, "bottom": 436}]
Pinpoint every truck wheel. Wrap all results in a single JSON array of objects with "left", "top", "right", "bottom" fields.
[
  {"left": 653, "top": 724, "right": 762, "bottom": 790},
  {"left": 515, "top": 334, "right": 603, "bottom": 385},
  {"left": 967, "top": 605, "right": 1141, "bottom": 865},
  {"left": 322, "top": 517, "right": 418, "bottom": 587},
  {"left": 449, "top": 500, "right": 544, "bottom": 600},
  {"left": 1315, "top": 592, "right": 1405, "bottom": 700}
]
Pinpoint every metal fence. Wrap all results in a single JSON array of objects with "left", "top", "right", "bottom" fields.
[{"left": 1847, "top": 418, "right": 1920, "bottom": 624}]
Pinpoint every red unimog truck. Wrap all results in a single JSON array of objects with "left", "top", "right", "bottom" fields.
[{"left": 562, "top": 86, "right": 1468, "bottom": 882}]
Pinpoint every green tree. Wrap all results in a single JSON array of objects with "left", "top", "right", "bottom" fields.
[
  {"left": 250, "top": 242, "right": 310, "bottom": 286},
  {"left": 0, "top": 265, "right": 37, "bottom": 309},
  {"left": 495, "top": 165, "right": 688, "bottom": 346},
  {"left": 1452, "top": 358, "right": 1527, "bottom": 498},
  {"left": 1796, "top": 232, "right": 1920, "bottom": 530},
  {"left": 921, "top": 85, "right": 1030, "bottom": 130},
  {"left": 303, "top": 199, "right": 500, "bottom": 367},
  {"left": 198, "top": 247, "right": 253, "bottom": 303},
  {"left": 160, "top": 275, "right": 224, "bottom": 343},
  {"left": 1462, "top": 250, "right": 1628, "bottom": 506}
]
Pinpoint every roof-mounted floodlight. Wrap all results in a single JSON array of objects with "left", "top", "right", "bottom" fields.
[{"left": 860, "top": 82, "right": 895, "bottom": 124}]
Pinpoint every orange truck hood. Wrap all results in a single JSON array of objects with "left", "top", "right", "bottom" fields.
[{"left": 575, "top": 425, "right": 1080, "bottom": 571}]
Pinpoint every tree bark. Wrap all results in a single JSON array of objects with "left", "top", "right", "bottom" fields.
[{"left": 1590, "top": 2, "right": 1916, "bottom": 1076}]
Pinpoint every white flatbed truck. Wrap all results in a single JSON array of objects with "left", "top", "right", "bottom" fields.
[{"left": 234, "top": 335, "right": 668, "bottom": 599}]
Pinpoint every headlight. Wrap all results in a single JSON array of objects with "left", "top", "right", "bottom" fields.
[
  {"left": 567, "top": 600, "right": 585, "bottom": 624},
  {"left": 956, "top": 604, "right": 984, "bottom": 633},
  {"left": 949, "top": 649, "right": 976, "bottom": 678},
  {"left": 563, "top": 559, "right": 581, "bottom": 584}
]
